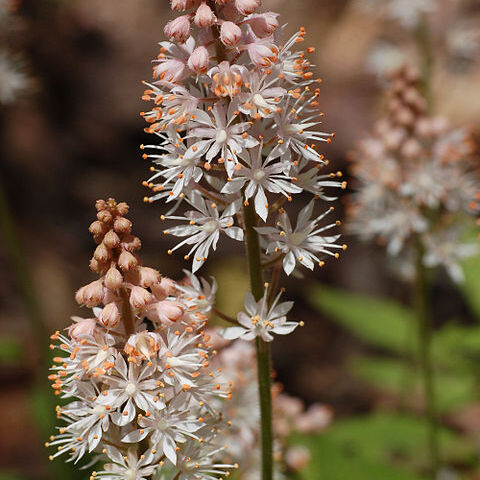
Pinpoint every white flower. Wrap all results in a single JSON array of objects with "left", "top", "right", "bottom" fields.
[
  {"left": 177, "top": 270, "right": 217, "bottom": 316},
  {"left": 96, "top": 447, "right": 158, "bottom": 480},
  {"left": 0, "top": 51, "right": 30, "bottom": 105},
  {"left": 98, "top": 355, "right": 164, "bottom": 425},
  {"left": 188, "top": 102, "right": 259, "bottom": 176},
  {"left": 221, "top": 144, "right": 301, "bottom": 221},
  {"left": 257, "top": 201, "right": 344, "bottom": 275},
  {"left": 223, "top": 289, "right": 298, "bottom": 342},
  {"left": 164, "top": 191, "right": 243, "bottom": 272}
]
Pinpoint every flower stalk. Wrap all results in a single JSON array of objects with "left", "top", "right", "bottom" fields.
[{"left": 243, "top": 199, "right": 273, "bottom": 480}]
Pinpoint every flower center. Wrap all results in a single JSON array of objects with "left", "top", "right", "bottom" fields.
[
  {"left": 125, "top": 382, "right": 136, "bottom": 396},
  {"left": 93, "top": 404, "right": 107, "bottom": 415},
  {"left": 289, "top": 232, "right": 308, "bottom": 246},
  {"left": 253, "top": 169, "right": 266, "bottom": 181},
  {"left": 202, "top": 220, "right": 218, "bottom": 233},
  {"left": 125, "top": 468, "right": 137, "bottom": 480},
  {"left": 216, "top": 129, "right": 228, "bottom": 143}
]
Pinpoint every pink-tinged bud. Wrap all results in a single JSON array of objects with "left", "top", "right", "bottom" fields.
[
  {"left": 246, "top": 12, "right": 279, "bottom": 37},
  {"left": 99, "top": 302, "right": 121, "bottom": 329},
  {"left": 89, "top": 220, "right": 106, "bottom": 236},
  {"left": 194, "top": 3, "right": 216, "bottom": 27},
  {"left": 154, "top": 59, "right": 189, "bottom": 83},
  {"left": 68, "top": 317, "right": 97, "bottom": 340},
  {"left": 125, "top": 331, "right": 160, "bottom": 361},
  {"left": 215, "top": 0, "right": 230, "bottom": 4},
  {"left": 104, "top": 266, "right": 123, "bottom": 290},
  {"left": 113, "top": 216, "right": 132, "bottom": 234},
  {"left": 75, "top": 280, "right": 104, "bottom": 307},
  {"left": 151, "top": 277, "right": 177, "bottom": 300},
  {"left": 121, "top": 235, "right": 142, "bottom": 252},
  {"left": 247, "top": 41, "right": 277, "bottom": 66},
  {"left": 116, "top": 202, "right": 129, "bottom": 216},
  {"left": 147, "top": 300, "right": 184, "bottom": 324},
  {"left": 138, "top": 266, "right": 162, "bottom": 288},
  {"left": 103, "top": 229, "right": 120, "bottom": 249},
  {"left": 220, "top": 21, "right": 242, "bottom": 47},
  {"left": 401, "top": 138, "right": 422, "bottom": 159},
  {"left": 93, "top": 242, "right": 110, "bottom": 263},
  {"left": 164, "top": 15, "right": 191, "bottom": 43},
  {"left": 118, "top": 250, "right": 138, "bottom": 271},
  {"left": 235, "top": 0, "right": 261, "bottom": 15},
  {"left": 171, "top": 0, "right": 195, "bottom": 10},
  {"left": 188, "top": 46, "right": 210, "bottom": 73},
  {"left": 285, "top": 446, "right": 311, "bottom": 472},
  {"left": 296, "top": 405, "right": 332, "bottom": 433},
  {"left": 129, "top": 286, "right": 155, "bottom": 310},
  {"left": 97, "top": 209, "right": 112, "bottom": 224}
]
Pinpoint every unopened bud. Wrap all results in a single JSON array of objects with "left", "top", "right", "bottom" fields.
[
  {"left": 129, "top": 286, "right": 155, "bottom": 310},
  {"left": 104, "top": 267, "right": 123, "bottom": 290},
  {"left": 194, "top": 3, "right": 216, "bottom": 27},
  {"left": 118, "top": 250, "right": 138, "bottom": 271},
  {"left": 147, "top": 300, "right": 184, "bottom": 324},
  {"left": 234, "top": 0, "right": 261, "bottom": 15},
  {"left": 99, "top": 302, "right": 121, "bottom": 329},
  {"left": 246, "top": 12, "right": 279, "bottom": 37},
  {"left": 164, "top": 15, "right": 191, "bottom": 43},
  {"left": 75, "top": 280, "right": 104, "bottom": 307},
  {"left": 121, "top": 235, "right": 142, "bottom": 252},
  {"left": 93, "top": 243, "right": 110, "bottom": 263},
  {"left": 97, "top": 209, "right": 113, "bottom": 224},
  {"left": 68, "top": 317, "right": 97, "bottom": 340},
  {"left": 188, "top": 46, "right": 210, "bottom": 74},
  {"left": 152, "top": 277, "right": 177, "bottom": 300},
  {"left": 103, "top": 230, "right": 121, "bottom": 249},
  {"left": 220, "top": 21, "right": 242, "bottom": 47},
  {"left": 113, "top": 217, "right": 132, "bottom": 234},
  {"left": 138, "top": 267, "right": 162, "bottom": 288},
  {"left": 89, "top": 220, "right": 106, "bottom": 236}
]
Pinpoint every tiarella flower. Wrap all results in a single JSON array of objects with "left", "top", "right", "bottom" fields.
[
  {"left": 153, "top": 38, "right": 196, "bottom": 83},
  {"left": 208, "top": 61, "right": 247, "bottom": 98},
  {"left": 47, "top": 199, "right": 230, "bottom": 480},
  {"left": 221, "top": 144, "right": 301, "bottom": 221},
  {"left": 163, "top": 191, "right": 243, "bottom": 272},
  {"left": 223, "top": 289, "right": 298, "bottom": 342},
  {"left": 177, "top": 270, "right": 218, "bottom": 315},
  {"left": 188, "top": 102, "right": 258, "bottom": 175},
  {"left": 258, "top": 202, "right": 345, "bottom": 275}
]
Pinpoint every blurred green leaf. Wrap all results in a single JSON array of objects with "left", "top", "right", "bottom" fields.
[
  {"left": 461, "top": 252, "right": 480, "bottom": 319},
  {"left": 0, "top": 472, "right": 28, "bottom": 480},
  {"left": 352, "top": 357, "right": 478, "bottom": 413},
  {"left": 293, "top": 413, "right": 475, "bottom": 480},
  {"left": 309, "top": 285, "right": 414, "bottom": 353},
  {"left": 0, "top": 337, "right": 23, "bottom": 365}
]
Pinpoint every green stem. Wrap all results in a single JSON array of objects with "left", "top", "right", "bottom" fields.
[
  {"left": 415, "top": 14, "right": 434, "bottom": 111},
  {"left": 120, "top": 288, "right": 136, "bottom": 337},
  {"left": 414, "top": 237, "right": 440, "bottom": 478},
  {"left": 243, "top": 200, "right": 273, "bottom": 480}
]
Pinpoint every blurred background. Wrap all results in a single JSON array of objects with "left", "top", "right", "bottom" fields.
[{"left": 2, "top": 0, "right": 480, "bottom": 479}]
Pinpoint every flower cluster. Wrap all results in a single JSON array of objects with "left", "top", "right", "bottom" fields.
[
  {"left": 46, "top": 198, "right": 234, "bottom": 480},
  {"left": 348, "top": 66, "right": 479, "bottom": 282},
  {"left": 140, "top": 0, "right": 346, "bottom": 275},
  {"left": 210, "top": 338, "right": 332, "bottom": 479}
]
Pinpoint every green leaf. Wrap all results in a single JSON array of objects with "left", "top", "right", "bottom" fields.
[
  {"left": 309, "top": 285, "right": 415, "bottom": 353},
  {"left": 352, "top": 356, "right": 478, "bottom": 413},
  {"left": 293, "top": 412, "right": 475, "bottom": 480},
  {"left": 461, "top": 252, "right": 480, "bottom": 319},
  {"left": 0, "top": 337, "right": 23, "bottom": 365}
]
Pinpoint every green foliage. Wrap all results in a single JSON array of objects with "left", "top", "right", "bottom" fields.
[
  {"left": 293, "top": 413, "right": 475, "bottom": 480},
  {"left": 309, "top": 285, "right": 415, "bottom": 353},
  {"left": 460, "top": 249, "right": 480, "bottom": 319},
  {"left": 0, "top": 337, "right": 23, "bottom": 365}
]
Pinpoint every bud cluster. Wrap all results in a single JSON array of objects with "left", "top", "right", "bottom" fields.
[
  {"left": 141, "top": 0, "right": 346, "bottom": 276},
  {"left": 47, "top": 199, "right": 234, "bottom": 480},
  {"left": 348, "top": 66, "right": 479, "bottom": 282}
]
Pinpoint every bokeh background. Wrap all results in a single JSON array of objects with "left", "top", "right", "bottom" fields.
[{"left": 2, "top": 0, "right": 480, "bottom": 479}]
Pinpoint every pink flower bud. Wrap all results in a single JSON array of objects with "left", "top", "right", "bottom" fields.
[
  {"left": 247, "top": 41, "right": 277, "bottom": 66},
  {"left": 220, "top": 21, "right": 242, "bottom": 47},
  {"left": 235, "top": 0, "right": 261, "bottom": 15},
  {"left": 285, "top": 446, "right": 311, "bottom": 471},
  {"left": 194, "top": 3, "right": 216, "bottom": 27},
  {"left": 246, "top": 12, "right": 279, "bottom": 37},
  {"left": 113, "top": 216, "right": 132, "bottom": 234},
  {"left": 137, "top": 266, "right": 162, "bottom": 288},
  {"left": 118, "top": 250, "right": 138, "bottom": 271},
  {"left": 164, "top": 15, "right": 191, "bottom": 43},
  {"left": 154, "top": 58, "right": 189, "bottom": 83},
  {"left": 147, "top": 300, "right": 185, "bottom": 324},
  {"left": 296, "top": 405, "right": 332, "bottom": 433},
  {"left": 93, "top": 242, "right": 110, "bottom": 262},
  {"left": 121, "top": 235, "right": 142, "bottom": 252},
  {"left": 129, "top": 286, "right": 155, "bottom": 310},
  {"left": 68, "top": 317, "right": 97, "bottom": 340},
  {"left": 99, "top": 302, "right": 121, "bottom": 329},
  {"left": 75, "top": 280, "right": 104, "bottom": 307},
  {"left": 151, "top": 277, "right": 177, "bottom": 300},
  {"left": 103, "top": 229, "right": 120, "bottom": 249},
  {"left": 104, "top": 266, "right": 123, "bottom": 290},
  {"left": 171, "top": 0, "right": 197, "bottom": 10},
  {"left": 188, "top": 46, "right": 210, "bottom": 73}
]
